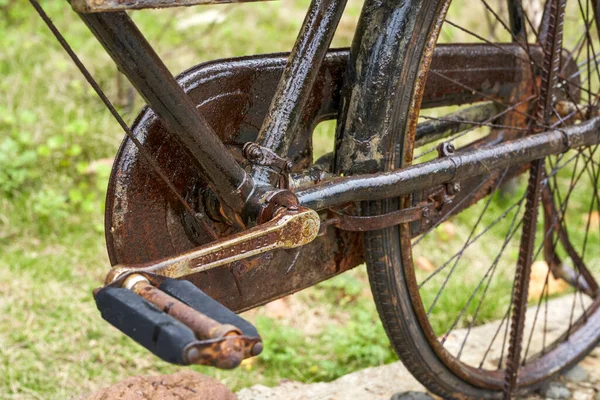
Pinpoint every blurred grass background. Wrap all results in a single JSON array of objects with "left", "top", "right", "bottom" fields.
[
  {"left": 0, "top": 0, "right": 598, "bottom": 399},
  {"left": 0, "top": 1, "right": 396, "bottom": 399}
]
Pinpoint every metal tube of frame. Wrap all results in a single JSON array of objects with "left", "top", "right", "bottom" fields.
[
  {"left": 253, "top": 0, "right": 347, "bottom": 184},
  {"left": 593, "top": 0, "right": 600, "bottom": 38},
  {"left": 507, "top": 0, "right": 527, "bottom": 40},
  {"left": 296, "top": 117, "right": 600, "bottom": 210},
  {"left": 76, "top": 9, "right": 255, "bottom": 215},
  {"left": 72, "top": 0, "right": 268, "bottom": 13}
]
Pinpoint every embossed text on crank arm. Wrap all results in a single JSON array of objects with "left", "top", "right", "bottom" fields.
[{"left": 105, "top": 207, "right": 320, "bottom": 284}]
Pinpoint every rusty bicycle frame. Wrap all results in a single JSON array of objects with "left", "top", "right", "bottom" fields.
[
  {"left": 59, "top": 0, "right": 600, "bottom": 322},
  {"left": 72, "top": 1, "right": 598, "bottom": 265},
  {"left": 33, "top": 0, "right": 600, "bottom": 388},
  {"left": 72, "top": 1, "right": 599, "bottom": 214}
]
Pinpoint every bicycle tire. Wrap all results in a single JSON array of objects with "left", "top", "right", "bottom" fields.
[{"left": 358, "top": 0, "right": 600, "bottom": 398}]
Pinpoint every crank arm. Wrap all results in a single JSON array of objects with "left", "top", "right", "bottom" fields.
[
  {"left": 105, "top": 206, "right": 320, "bottom": 284},
  {"left": 96, "top": 208, "right": 319, "bottom": 368}
]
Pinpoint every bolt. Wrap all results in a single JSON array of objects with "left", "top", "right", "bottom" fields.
[
  {"left": 422, "top": 207, "right": 430, "bottom": 218},
  {"left": 185, "top": 346, "right": 201, "bottom": 364},
  {"left": 233, "top": 261, "right": 247, "bottom": 274},
  {"left": 451, "top": 182, "right": 461, "bottom": 193},
  {"left": 245, "top": 144, "right": 263, "bottom": 161},
  {"left": 437, "top": 142, "right": 455, "bottom": 157},
  {"left": 251, "top": 342, "right": 263, "bottom": 356}
]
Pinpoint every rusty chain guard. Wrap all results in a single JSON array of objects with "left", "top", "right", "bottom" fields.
[
  {"left": 105, "top": 50, "right": 364, "bottom": 313},
  {"left": 105, "top": 45, "right": 559, "bottom": 313}
]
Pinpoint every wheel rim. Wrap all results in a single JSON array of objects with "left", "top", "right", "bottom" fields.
[{"left": 400, "top": 0, "right": 600, "bottom": 390}]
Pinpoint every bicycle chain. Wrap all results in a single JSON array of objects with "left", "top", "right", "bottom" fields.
[{"left": 503, "top": 0, "right": 566, "bottom": 398}]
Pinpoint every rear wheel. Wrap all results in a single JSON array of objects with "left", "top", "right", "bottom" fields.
[{"left": 363, "top": 0, "right": 600, "bottom": 397}]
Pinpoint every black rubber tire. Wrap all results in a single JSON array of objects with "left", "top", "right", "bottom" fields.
[
  {"left": 359, "top": 0, "right": 600, "bottom": 398},
  {"left": 356, "top": 1, "right": 510, "bottom": 398},
  {"left": 364, "top": 224, "right": 502, "bottom": 399}
]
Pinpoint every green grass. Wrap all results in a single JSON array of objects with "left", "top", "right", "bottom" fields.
[
  {"left": 0, "top": 1, "right": 391, "bottom": 398},
  {"left": 1, "top": 0, "right": 598, "bottom": 399}
]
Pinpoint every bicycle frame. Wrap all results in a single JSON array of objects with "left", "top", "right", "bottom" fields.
[
  {"left": 65, "top": 0, "right": 600, "bottom": 312},
  {"left": 72, "top": 0, "right": 266, "bottom": 12},
  {"left": 74, "top": 0, "right": 600, "bottom": 223},
  {"left": 76, "top": 0, "right": 349, "bottom": 222}
]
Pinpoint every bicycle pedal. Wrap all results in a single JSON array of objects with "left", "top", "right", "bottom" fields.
[
  {"left": 94, "top": 275, "right": 262, "bottom": 369},
  {"left": 159, "top": 278, "right": 260, "bottom": 339}
]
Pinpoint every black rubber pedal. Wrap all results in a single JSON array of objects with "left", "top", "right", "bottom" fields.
[
  {"left": 95, "top": 286, "right": 196, "bottom": 365},
  {"left": 159, "top": 279, "right": 260, "bottom": 338}
]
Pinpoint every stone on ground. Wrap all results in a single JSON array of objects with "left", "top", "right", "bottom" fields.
[
  {"left": 563, "top": 364, "right": 589, "bottom": 383},
  {"left": 390, "top": 392, "right": 434, "bottom": 400},
  {"left": 539, "top": 382, "right": 571, "bottom": 399},
  {"left": 237, "top": 362, "right": 426, "bottom": 400},
  {"left": 82, "top": 371, "right": 236, "bottom": 400}
]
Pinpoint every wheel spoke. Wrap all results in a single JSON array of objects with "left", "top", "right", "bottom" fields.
[
  {"left": 478, "top": 303, "right": 511, "bottom": 368},
  {"left": 454, "top": 214, "right": 525, "bottom": 357},
  {"left": 420, "top": 188, "right": 523, "bottom": 291},
  {"left": 522, "top": 264, "right": 552, "bottom": 364},
  {"left": 543, "top": 185, "right": 600, "bottom": 296}
]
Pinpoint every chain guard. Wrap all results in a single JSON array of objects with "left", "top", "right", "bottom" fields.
[{"left": 105, "top": 50, "right": 363, "bottom": 313}]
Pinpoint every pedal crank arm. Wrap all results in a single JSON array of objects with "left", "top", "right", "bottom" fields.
[{"left": 105, "top": 206, "right": 320, "bottom": 284}]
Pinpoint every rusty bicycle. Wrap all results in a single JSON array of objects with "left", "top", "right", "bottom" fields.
[{"left": 30, "top": 0, "right": 599, "bottom": 398}]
